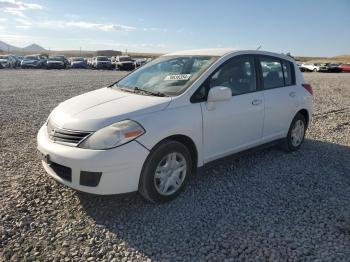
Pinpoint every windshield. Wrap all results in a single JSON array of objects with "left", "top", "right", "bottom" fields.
[
  {"left": 97, "top": 56, "right": 109, "bottom": 61},
  {"left": 72, "top": 57, "right": 84, "bottom": 61},
  {"left": 119, "top": 56, "right": 132, "bottom": 62},
  {"left": 48, "top": 57, "right": 63, "bottom": 61},
  {"left": 0, "top": 56, "right": 9, "bottom": 59},
  {"left": 113, "top": 55, "right": 218, "bottom": 96},
  {"left": 24, "top": 56, "right": 38, "bottom": 60}
]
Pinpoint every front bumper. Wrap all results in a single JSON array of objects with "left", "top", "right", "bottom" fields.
[
  {"left": 96, "top": 63, "right": 112, "bottom": 69},
  {"left": 118, "top": 63, "right": 134, "bottom": 70},
  {"left": 47, "top": 63, "right": 65, "bottom": 69},
  {"left": 37, "top": 125, "right": 149, "bottom": 194},
  {"left": 21, "top": 63, "right": 41, "bottom": 68}
]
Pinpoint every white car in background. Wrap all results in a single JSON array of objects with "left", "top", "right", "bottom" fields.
[
  {"left": 300, "top": 63, "right": 319, "bottom": 72},
  {"left": 0, "top": 55, "right": 16, "bottom": 68},
  {"left": 37, "top": 49, "right": 313, "bottom": 203}
]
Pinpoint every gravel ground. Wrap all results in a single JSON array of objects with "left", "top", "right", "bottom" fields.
[{"left": 1, "top": 69, "right": 350, "bottom": 262}]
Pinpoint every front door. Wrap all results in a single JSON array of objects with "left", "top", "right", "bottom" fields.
[{"left": 201, "top": 55, "right": 265, "bottom": 163}]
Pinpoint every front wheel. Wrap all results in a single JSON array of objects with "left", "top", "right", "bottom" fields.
[
  {"left": 139, "top": 140, "right": 192, "bottom": 203},
  {"left": 281, "top": 113, "right": 307, "bottom": 152}
]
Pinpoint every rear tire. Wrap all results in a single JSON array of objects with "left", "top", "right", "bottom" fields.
[
  {"left": 281, "top": 113, "right": 307, "bottom": 152},
  {"left": 139, "top": 140, "right": 192, "bottom": 203}
]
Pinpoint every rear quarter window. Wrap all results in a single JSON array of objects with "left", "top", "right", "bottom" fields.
[
  {"left": 282, "top": 60, "right": 295, "bottom": 86},
  {"left": 260, "top": 57, "right": 284, "bottom": 89}
]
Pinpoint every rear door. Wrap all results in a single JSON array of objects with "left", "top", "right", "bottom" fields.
[{"left": 258, "top": 56, "right": 299, "bottom": 140}]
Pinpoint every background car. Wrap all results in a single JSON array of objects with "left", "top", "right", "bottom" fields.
[
  {"left": 113, "top": 55, "right": 135, "bottom": 70},
  {"left": 328, "top": 63, "right": 342, "bottom": 72},
  {"left": 316, "top": 63, "right": 342, "bottom": 72},
  {"left": 9, "top": 55, "right": 21, "bottom": 68},
  {"left": 69, "top": 57, "right": 88, "bottom": 68},
  {"left": 0, "top": 55, "right": 16, "bottom": 68},
  {"left": 340, "top": 64, "right": 350, "bottom": 72},
  {"left": 92, "top": 56, "right": 112, "bottom": 69},
  {"left": 133, "top": 57, "right": 148, "bottom": 68},
  {"left": 21, "top": 55, "right": 42, "bottom": 69},
  {"left": 300, "top": 63, "right": 319, "bottom": 72},
  {"left": 46, "top": 56, "right": 67, "bottom": 69}
]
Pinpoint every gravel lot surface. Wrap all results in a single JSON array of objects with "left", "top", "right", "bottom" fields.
[{"left": 1, "top": 70, "right": 350, "bottom": 262}]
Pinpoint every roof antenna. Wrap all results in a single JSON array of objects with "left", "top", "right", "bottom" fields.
[{"left": 256, "top": 45, "right": 262, "bottom": 50}]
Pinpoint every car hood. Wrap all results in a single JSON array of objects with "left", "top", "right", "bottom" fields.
[
  {"left": 0, "top": 59, "right": 8, "bottom": 62},
  {"left": 49, "top": 87, "right": 172, "bottom": 131},
  {"left": 48, "top": 60, "right": 63, "bottom": 63}
]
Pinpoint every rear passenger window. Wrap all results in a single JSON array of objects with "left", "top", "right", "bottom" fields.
[
  {"left": 260, "top": 57, "right": 284, "bottom": 89},
  {"left": 282, "top": 60, "right": 293, "bottom": 86}
]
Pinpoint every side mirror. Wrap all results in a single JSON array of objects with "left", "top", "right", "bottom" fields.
[{"left": 207, "top": 86, "right": 232, "bottom": 102}]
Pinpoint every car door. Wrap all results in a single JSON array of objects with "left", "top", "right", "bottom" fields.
[
  {"left": 258, "top": 56, "right": 299, "bottom": 140},
  {"left": 198, "top": 55, "right": 265, "bottom": 163}
]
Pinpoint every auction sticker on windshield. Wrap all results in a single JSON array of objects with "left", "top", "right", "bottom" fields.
[{"left": 164, "top": 74, "right": 191, "bottom": 81}]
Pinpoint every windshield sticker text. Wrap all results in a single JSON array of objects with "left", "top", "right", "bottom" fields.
[{"left": 164, "top": 74, "right": 191, "bottom": 81}]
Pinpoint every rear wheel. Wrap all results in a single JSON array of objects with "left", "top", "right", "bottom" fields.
[
  {"left": 139, "top": 140, "right": 192, "bottom": 203},
  {"left": 281, "top": 113, "right": 307, "bottom": 152}
]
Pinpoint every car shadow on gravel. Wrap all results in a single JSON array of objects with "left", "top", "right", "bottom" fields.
[{"left": 77, "top": 138, "right": 350, "bottom": 261}]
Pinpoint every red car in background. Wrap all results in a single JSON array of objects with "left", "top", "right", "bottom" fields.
[{"left": 340, "top": 64, "right": 350, "bottom": 72}]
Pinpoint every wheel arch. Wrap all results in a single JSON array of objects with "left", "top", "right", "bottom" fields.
[
  {"left": 149, "top": 134, "right": 198, "bottom": 174},
  {"left": 297, "top": 109, "right": 309, "bottom": 128}
]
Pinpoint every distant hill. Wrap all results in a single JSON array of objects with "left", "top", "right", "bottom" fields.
[{"left": 0, "top": 40, "right": 46, "bottom": 53}]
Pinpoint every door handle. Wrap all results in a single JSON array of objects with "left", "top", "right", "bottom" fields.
[
  {"left": 289, "top": 92, "right": 296, "bottom": 97},
  {"left": 252, "top": 99, "right": 262, "bottom": 106}
]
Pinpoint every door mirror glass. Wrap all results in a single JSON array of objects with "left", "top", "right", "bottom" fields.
[{"left": 207, "top": 86, "right": 232, "bottom": 102}]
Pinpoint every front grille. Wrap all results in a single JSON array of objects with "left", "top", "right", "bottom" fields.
[
  {"left": 47, "top": 120, "right": 92, "bottom": 146},
  {"left": 50, "top": 162, "right": 72, "bottom": 182}
]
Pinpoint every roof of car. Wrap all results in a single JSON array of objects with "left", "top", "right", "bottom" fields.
[
  {"left": 163, "top": 48, "right": 295, "bottom": 62},
  {"left": 163, "top": 48, "right": 240, "bottom": 57}
]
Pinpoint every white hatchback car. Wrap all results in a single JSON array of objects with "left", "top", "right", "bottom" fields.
[{"left": 37, "top": 49, "right": 313, "bottom": 203}]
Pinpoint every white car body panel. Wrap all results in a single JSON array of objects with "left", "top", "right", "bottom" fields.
[
  {"left": 201, "top": 91, "right": 264, "bottom": 162},
  {"left": 300, "top": 63, "right": 319, "bottom": 72},
  {"left": 37, "top": 48, "right": 313, "bottom": 195},
  {"left": 49, "top": 87, "right": 171, "bottom": 131}
]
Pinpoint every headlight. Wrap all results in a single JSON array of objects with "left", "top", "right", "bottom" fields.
[{"left": 78, "top": 120, "right": 145, "bottom": 150}]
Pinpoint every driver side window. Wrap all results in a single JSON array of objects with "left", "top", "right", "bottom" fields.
[{"left": 209, "top": 55, "right": 256, "bottom": 96}]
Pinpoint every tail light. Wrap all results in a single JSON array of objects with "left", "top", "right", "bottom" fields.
[{"left": 302, "top": 83, "right": 313, "bottom": 95}]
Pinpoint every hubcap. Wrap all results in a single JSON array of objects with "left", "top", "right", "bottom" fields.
[
  {"left": 291, "top": 120, "right": 305, "bottom": 147},
  {"left": 154, "top": 152, "right": 187, "bottom": 196}
]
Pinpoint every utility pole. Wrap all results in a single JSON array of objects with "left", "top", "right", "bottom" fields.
[{"left": 80, "top": 46, "right": 82, "bottom": 57}]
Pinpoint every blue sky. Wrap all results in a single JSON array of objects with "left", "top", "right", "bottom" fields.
[{"left": 0, "top": 0, "right": 349, "bottom": 56}]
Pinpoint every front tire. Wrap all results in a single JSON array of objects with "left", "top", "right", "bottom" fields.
[
  {"left": 139, "top": 140, "right": 192, "bottom": 203},
  {"left": 281, "top": 113, "right": 307, "bottom": 152}
]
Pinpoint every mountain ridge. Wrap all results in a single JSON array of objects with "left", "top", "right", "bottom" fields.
[{"left": 0, "top": 40, "right": 46, "bottom": 53}]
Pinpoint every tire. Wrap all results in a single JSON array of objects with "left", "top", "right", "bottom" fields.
[
  {"left": 313, "top": 68, "right": 317, "bottom": 72},
  {"left": 139, "top": 140, "right": 192, "bottom": 203},
  {"left": 281, "top": 113, "right": 307, "bottom": 152}
]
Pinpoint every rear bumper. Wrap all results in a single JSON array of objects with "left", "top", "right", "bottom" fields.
[{"left": 37, "top": 125, "right": 149, "bottom": 194}]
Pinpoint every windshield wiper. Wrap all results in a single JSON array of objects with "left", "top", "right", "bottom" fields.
[
  {"left": 133, "top": 87, "right": 168, "bottom": 97},
  {"left": 114, "top": 84, "right": 168, "bottom": 97}
]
